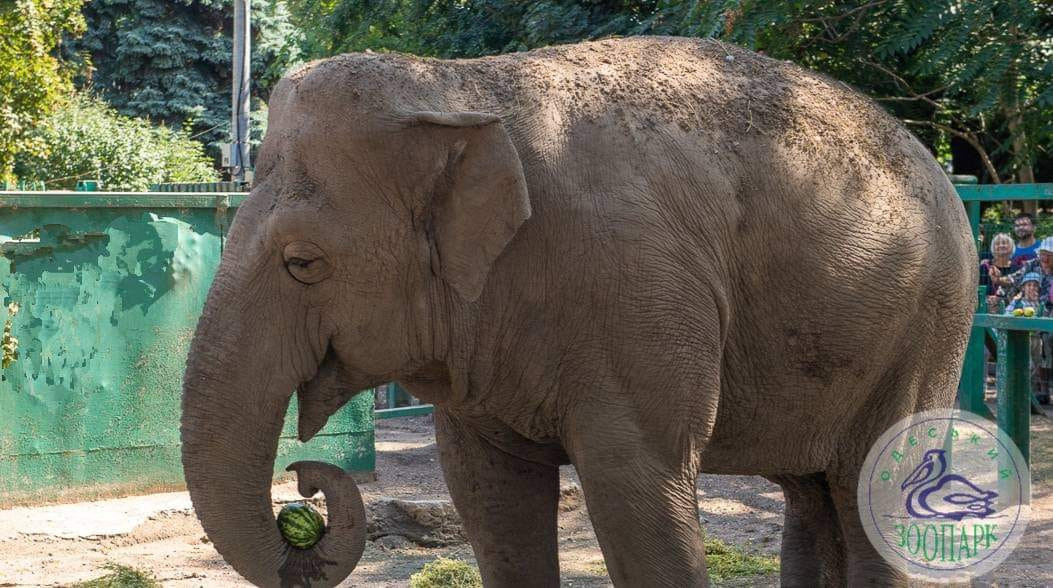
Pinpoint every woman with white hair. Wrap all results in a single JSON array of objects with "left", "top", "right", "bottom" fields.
[{"left": 981, "top": 232, "right": 1020, "bottom": 310}]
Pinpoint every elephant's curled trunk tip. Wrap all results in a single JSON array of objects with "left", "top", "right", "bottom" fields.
[{"left": 276, "top": 461, "right": 368, "bottom": 588}]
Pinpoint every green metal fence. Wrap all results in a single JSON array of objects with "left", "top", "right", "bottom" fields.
[
  {"left": 958, "top": 182, "right": 1053, "bottom": 466},
  {"left": 149, "top": 181, "right": 248, "bottom": 193},
  {"left": 0, "top": 191, "right": 374, "bottom": 506},
  {"left": 375, "top": 382, "right": 433, "bottom": 419},
  {"left": 2, "top": 180, "right": 1039, "bottom": 505}
]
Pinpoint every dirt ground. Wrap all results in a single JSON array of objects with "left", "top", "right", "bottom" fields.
[{"left": 0, "top": 412, "right": 1050, "bottom": 587}]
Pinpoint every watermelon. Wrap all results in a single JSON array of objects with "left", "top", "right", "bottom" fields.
[{"left": 277, "top": 502, "right": 325, "bottom": 549}]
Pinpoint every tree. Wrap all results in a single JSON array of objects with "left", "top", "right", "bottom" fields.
[
  {"left": 13, "top": 94, "right": 218, "bottom": 191},
  {"left": 711, "top": 0, "right": 1052, "bottom": 184},
  {"left": 68, "top": 0, "right": 303, "bottom": 152},
  {"left": 287, "top": 0, "right": 1052, "bottom": 183},
  {"left": 0, "top": 0, "right": 85, "bottom": 181}
]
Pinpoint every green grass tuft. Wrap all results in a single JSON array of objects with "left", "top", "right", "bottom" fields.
[
  {"left": 585, "top": 539, "right": 778, "bottom": 583},
  {"left": 70, "top": 563, "right": 161, "bottom": 588},
  {"left": 586, "top": 559, "right": 609, "bottom": 576},
  {"left": 409, "top": 557, "right": 483, "bottom": 588},
  {"left": 704, "top": 537, "right": 780, "bottom": 582}
]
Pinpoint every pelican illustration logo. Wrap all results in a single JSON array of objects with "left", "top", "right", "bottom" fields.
[
  {"left": 858, "top": 409, "right": 1031, "bottom": 582},
  {"left": 901, "top": 449, "right": 997, "bottom": 521}
]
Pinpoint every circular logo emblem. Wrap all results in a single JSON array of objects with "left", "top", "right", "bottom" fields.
[{"left": 858, "top": 409, "right": 1031, "bottom": 581}]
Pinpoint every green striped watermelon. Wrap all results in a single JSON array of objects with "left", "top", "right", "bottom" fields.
[{"left": 277, "top": 502, "right": 325, "bottom": 549}]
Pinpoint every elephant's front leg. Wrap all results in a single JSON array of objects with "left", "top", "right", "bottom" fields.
[
  {"left": 434, "top": 409, "right": 560, "bottom": 587},
  {"left": 571, "top": 433, "right": 708, "bottom": 587}
]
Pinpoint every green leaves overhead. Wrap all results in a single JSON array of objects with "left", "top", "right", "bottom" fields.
[
  {"left": 4, "top": 0, "right": 1047, "bottom": 184},
  {"left": 284, "top": 0, "right": 1050, "bottom": 183},
  {"left": 0, "top": 0, "right": 86, "bottom": 180},
  {"left": 68, "top": 0, "right": 303, "bottom": 150}
]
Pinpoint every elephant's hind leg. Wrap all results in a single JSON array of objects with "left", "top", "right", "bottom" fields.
[
  {"left": 434, "top": 409, "right": 560, "bottom": 588},
  {"left": 768, "top": 473, "right": 846, "bottom": 586},
  {"left": 828, "top": 468, "right": 909, "bottom": 586}
]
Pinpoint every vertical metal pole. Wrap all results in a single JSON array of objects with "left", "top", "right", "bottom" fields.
[
  {"left": 967, "top": 200, "right": 980, "bottom": 243},
  {"left": 959, "top": 287, "right": 995, "bottom": 417},
  {"left": 999, "top": 330, "right": 1030, "bottom": 464},
  {"left": 231, "top": 0, "right": 251, "bottom": 182},
  {"left": 960, "top": 326, "right": 990, "bottom": 414}
]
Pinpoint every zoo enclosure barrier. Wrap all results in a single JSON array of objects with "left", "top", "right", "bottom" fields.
[
  {"left": 0, "top": 189, "right": 380, "bottom": 506},
  {"left": 374, "top": 381, "right": 433, "bottom": 419},
  {"left": 958, "top": 181, "right": 1053, "bottom": 466},
  {"left": 1, "top": 181, "right": 1041, "bottom": 505}
]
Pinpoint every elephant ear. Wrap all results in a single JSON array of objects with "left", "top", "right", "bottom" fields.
[{"left": 409, "top": 111, "right": 531, "bottom": 302}]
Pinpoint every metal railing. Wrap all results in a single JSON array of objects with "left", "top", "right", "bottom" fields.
[
  {"left": 374, "top": 382, "right": 433, "bottom": 419},
  {"left": 957, "top": 182, "right": 1053, "bottom": 465},
  {"left": 960, "top": 296, "right": 1049, "bottom": 464}
]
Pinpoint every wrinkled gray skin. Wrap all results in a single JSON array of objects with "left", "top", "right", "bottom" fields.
[{"left": 181, "top": 36, "right": 975, "bottom": 587}]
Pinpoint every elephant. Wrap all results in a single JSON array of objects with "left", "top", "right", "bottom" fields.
[{"left": 180, "top": 36, "right": 976, "bottom": 587}]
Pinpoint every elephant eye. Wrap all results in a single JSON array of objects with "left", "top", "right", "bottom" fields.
[{"left": 283, "top": 241, "right": 333, "bottom": 284}]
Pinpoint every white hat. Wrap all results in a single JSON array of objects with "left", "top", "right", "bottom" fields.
[{"left": 1040, "top": 237, "right": 1053, "bottom": 253}]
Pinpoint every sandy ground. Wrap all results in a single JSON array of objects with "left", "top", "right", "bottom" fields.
[{"left": 0, "top": 412, "right": 1050, "bottom": 587}]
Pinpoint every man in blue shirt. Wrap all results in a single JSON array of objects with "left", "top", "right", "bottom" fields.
[{"left": 1011, "top": 212, "right": 1040, "bottom": 264}]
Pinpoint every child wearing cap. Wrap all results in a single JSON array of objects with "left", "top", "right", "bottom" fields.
[
  {"left": 1005, "top": 272, "right": 1044, "bottom": 316},
  {"left": 1004, "top": 272, "right": 1052, "bottom": 403}
]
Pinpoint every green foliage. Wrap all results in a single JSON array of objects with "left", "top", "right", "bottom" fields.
[
  {"left": 704, "top": 537, "right": 780, "bottom": 582},
  {"left": 409, "top": 557, "right": 483, "bottom": 588},
  {"left": 287, "top": 0, "right": 1052, "bottom": 182},
  {"left": 2, "top": 303, "right": 19, "bottom": 370},
  {"left": 0, "top": 0, "right": 85, "bottom": 180},
  {"left": 584, "top": 539, "right": 779, "bottom": 582},
  {"left": 981, "top": 207, "right": 1053, "bottom": 250},
  {"left": 13, "top": 95, "right": 218, "bottom": 191},
  {"left": 70, "top": 563, "right": 160, "bottom": 588},
  {"left": 982, "top": 203, "right": 1011, "bottom": 225},
  {"left": 68, "top": 0, "right": 303, "bottom": 151}
]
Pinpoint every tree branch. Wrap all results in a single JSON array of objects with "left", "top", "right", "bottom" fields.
[
  {"left": 799, "top": 1, "right": 890, "bottom": 24},
  {"left": 859, "top": 59, "right": 944, "bottom": 110},
  {"left": 904, "top": 119, "right": 1001, "bottom": 183}
]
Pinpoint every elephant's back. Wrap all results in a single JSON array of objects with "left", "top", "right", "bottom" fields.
[
  {"left": 474, "top": 37, "right": 977, "bottom": 382},
  {"left": 478, "top": 37, "right": 977, "bottom": 313}
]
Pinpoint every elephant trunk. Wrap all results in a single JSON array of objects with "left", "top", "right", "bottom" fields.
[{"left": 181, "top": 304, "right": 365, "bottom": 587}]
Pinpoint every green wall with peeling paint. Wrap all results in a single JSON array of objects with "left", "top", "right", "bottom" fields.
[{"left": 0, "top": 193, "right": 374, "bottom": 506}]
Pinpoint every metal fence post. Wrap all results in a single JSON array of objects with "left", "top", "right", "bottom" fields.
[
  {"left": 999, "top": 330, "right": 1031, "bottom": 464},
  {"left": 959, "top": 287, "right": 994, "bottom": 417},
  {"left": 960, "top": 326, "right": 990, "bottom": 415}
]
